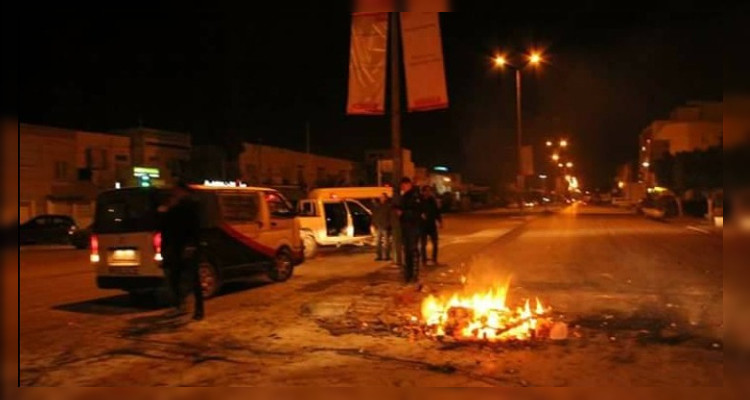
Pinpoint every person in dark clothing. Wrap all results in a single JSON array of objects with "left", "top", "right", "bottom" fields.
[
  {"left": 420, "top": 186, "right": 442, "bottom": 265},
  {"left": 159, "top": 182, "right": 204, "bottom": 320},
  {"left": 395, "top": 177, "right": 422, "bottom": 283},
  {"left": 372, "top": 193, "right": 393, "bottom": 261}
]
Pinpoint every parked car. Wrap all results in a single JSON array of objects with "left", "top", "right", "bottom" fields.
[{"left": 19, "top": 215, "right": 88, "bottom": 248}]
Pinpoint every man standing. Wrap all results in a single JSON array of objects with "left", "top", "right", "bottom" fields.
[
  {"left": 372, "top": 193, "right": 393, "bottom": 261},
  {"left": 420, "top": 186, "right": 442, "bottom": 266},
  {"left": 160, "top": 182, "right": 204, "bottom": 320},
  {"left": 395, "top": 177, "right": 422, "bottom": 283}
]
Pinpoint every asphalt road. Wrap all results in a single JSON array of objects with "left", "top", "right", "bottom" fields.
[{"left": 19, "top": 205, "right": 722, "bottom": 386}]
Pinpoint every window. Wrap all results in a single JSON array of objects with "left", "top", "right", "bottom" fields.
[
  {"left": 31, "top": 217, "right": 48, "bottom": 227},
  {"left": 346, "top": 200, "right": 369, "bottom": 218},
  {"left": 85, "top": 148, "right": 108, "bottom": 170},
  {"left": 298, "top": 200, "right": 317, "bottom": 216},
  {"left": 219, "top": 194, "right": 260, "bottom": 223},
  {"left": 52, "top": 217, "right": 73, "bottom": 227},
  {"left": 94, "top": 189, "right": 168, "bottom": 234},
  {"left": 265, "top": 192, "right": 295, "bottom": 218},
  {"left": 54, "top": 161, "right": 69, "bottom": 180}
]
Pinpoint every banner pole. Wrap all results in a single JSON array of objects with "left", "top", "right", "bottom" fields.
[{"left": 390, "top": 11, "right": 403, "bottom": 266}]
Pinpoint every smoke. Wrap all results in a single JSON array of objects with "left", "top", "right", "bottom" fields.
[{"left": 462, "top": 255, "right": 514, "bottom": 293}]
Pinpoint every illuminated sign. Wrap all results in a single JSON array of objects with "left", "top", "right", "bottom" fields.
[
  {"left": 203, "top": 180, "right": 248, "bottom": 188},
  {"left": 133, "top": 167, "right": 160, "bottom": 178},
  {"left": 433, "top": 166, "right": 449, "bottom": 172}
]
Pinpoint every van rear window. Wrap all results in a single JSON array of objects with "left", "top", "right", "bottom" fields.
[{"left": 94, "top": 189, "right": 167, "bottom": 233}]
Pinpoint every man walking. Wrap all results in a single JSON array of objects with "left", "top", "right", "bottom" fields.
[
  {"left": 395, "top": 177, "right": 422, "bottom": 283},
  {"left": 420, "top": 186, "right": 442, "bottom": 266},
  {"left": 160, "top": 182, "right": 204, "bottom": 320},
  {"left": 372, "top": 193, "right": 393, "bottom": 261}
]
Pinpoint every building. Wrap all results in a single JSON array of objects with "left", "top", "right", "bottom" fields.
[
  {"left": 19, "top": 124, "right": 132, "bottom": 225},
  {"left": 724, "top": 95, "right": 750, "bottom": 149},
  {"left": 414, "top": 166, "right": 464, "bottom": 195},
  {"left": 187, "top": 145, "right": 229, "bottom": 182},
  {"left": 365, "top": 149, "right": 416, "bottom": 186},
  {"left": 238, "top": 143, "right": 360, "bottom": 189},
  {"left": 639, "top": 101, "right": 723, "bottom": 186},
  {"left": 115, "top": 127, "right": 192, "bottom": 186}
]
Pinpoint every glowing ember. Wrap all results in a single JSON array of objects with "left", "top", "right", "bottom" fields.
[{"left": 420, "top": 280, "right": 552, "bottom": 342}]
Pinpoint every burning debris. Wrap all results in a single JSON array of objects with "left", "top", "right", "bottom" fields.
[{"left": 419, "top": 279, "right": 558, "bottom": 343}]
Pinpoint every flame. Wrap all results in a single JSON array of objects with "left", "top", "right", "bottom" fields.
[{"left": 420, "top": 280, "right": 550, "bottom": 342}]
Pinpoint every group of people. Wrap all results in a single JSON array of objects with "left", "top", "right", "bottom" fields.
[
  {"left": 371, "top": 177, "right": 443, "bottom": 283},
  {"left": 157, "top": 178, "right": 445, "bottom": 320}
]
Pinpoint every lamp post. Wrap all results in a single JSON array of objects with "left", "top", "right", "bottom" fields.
[{"left": 493, "top": 51, "right": 544, "bottom": 195}]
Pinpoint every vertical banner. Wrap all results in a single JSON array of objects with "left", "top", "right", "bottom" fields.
[
  {"left": 346, "top": 13, "right": 389, "bottom": 115},
  {"left": 400, "top": 12, "right": 449, "bottom": 112},
  {"left": 521, "top": 145, "right": 534, "bottom": 176}
]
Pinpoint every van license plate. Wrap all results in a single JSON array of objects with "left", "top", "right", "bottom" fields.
[{"left": 107, "top": 249, "right": 140, "bottom": 265}]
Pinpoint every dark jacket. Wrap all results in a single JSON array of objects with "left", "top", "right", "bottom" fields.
[
  {"left": 160, "top": 196, "right": 201, "bottom": 255},
  {"left": 397, "top": 188, "right": 422, "bottom": 229},
  {"left": 372, "top": 199, "right": 393, "bottom": 230},
  {"left": 420, "top": 196, "right": 442, "bottom": 229}
]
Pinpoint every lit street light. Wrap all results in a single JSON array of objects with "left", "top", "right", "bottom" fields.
[
  {"left": 492, "top": 49, "right": 545, "bottom": 192},
  {"left": 528, "top": 52, "right": 543, "bottom": 65},
  {"left": 642, "top": 161, "right": 650, "bottom": 168},
  {"left": 566, "top": 161, "right": 574, "bottom": 168},
  {"left": 493, "top": 55, "right": 507, "bottom": 68},
  {"left": 560, "top": 139, "right": 568, "bottom": 148},
  {"left": 546, "top": 140, "right": 553, "bottom": 147},
  {"left": 552, "top": 154, "right": 560, "bottom": 162}
]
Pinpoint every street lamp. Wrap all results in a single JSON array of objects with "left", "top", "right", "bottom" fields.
[
  {"left": 559, "top": 139, "right": 568, "bottom": 148},
  {"left": 493, "top": 49, "right": 545, "bottom": 193},
  {"left": 546, "top": 140, "right": 553, "bottom": 147},
  {"left": 529, "top": 52, "right": 543, "bottom": 65},
  {"left": 566, "top": 161, "right": 574, "bottom": 168},
  {"left": 551, "top": 154, "right": 560, "bottom": 162}
]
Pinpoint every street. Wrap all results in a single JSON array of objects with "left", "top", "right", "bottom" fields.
[{"left": 19, "top": 205, "right": 722, "bottom": 386}]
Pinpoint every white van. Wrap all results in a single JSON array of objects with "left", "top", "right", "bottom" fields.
[
  {"left": 297, "top": 187, "right": 393, "bottom": 258},
  {"left": 91, "top": 183, "right": 304, "bottom": 300}
]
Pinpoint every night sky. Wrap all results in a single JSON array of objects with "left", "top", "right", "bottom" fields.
[{"left": 18, "top": 9, "right": 722, "bottom": 189}]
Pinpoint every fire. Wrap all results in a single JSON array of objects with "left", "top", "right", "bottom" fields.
[{"left": 420, "top": 280, "right": 551, "bottom": 342}]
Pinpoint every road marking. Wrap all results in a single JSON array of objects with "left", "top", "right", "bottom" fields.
[{"left": 687, "top": 226, "right": 712, "bottom": 235}]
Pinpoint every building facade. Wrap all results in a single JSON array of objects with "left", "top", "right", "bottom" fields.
[
  {"left": 116, "top": 127, "right": 192, "bottom": 186},
  {"left": 20, "top": 124, "right": 132, "bottom": 225},
  {"left": 639, "top": 101, "right": 722, "bottom": 186},
  {"left": 238, "top": 143, "right": 360, "bottom": 189},
  {"left": 365, "top": 148, "right": 416, "bottom": 186},
  {"left": 724, "top": 95, "right": 750, "bottom": 149}
]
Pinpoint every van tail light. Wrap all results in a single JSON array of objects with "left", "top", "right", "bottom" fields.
[
  {"left": 153, "top": 232, "right": 163, "bottom": 262},
  {"left": 90, "top": 235, "right": 100, "bottom": 263}
]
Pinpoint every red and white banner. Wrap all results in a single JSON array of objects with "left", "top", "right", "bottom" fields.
[
  {"left": 400, "top": 12, "right": 449, "bottom": 112},
  {"left": 346, "top": 13, "right": 389, "bottom": 115}
]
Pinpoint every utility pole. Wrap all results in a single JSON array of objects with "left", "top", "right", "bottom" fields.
[
  {"left": 390, "top": 11, "right": 403, "bottom": 266},
  {"left": 515, "top": 68, "right": 524, "bottom": 195}
]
